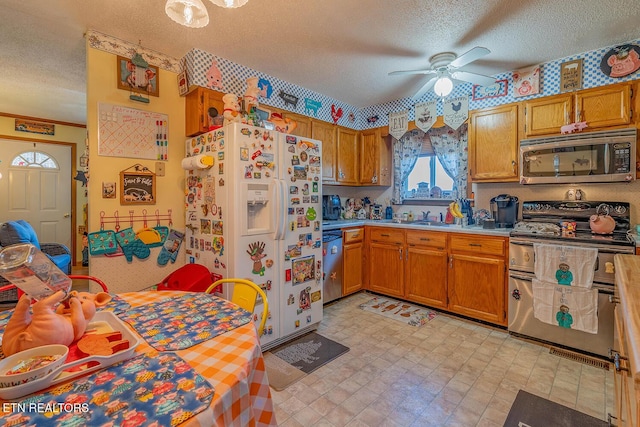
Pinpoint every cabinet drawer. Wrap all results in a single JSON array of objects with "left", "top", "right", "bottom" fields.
[
  {"left": 449, "top": 234, "right": 505, "bottom": 256},
  {"left": 343, "top": 228, "right": 364, "bottom": 244},
  {"left": 369, "top": 228, "right": 404, "bottom": 245},
  {"left": 406, "top": 231, "right": 446, "bottom": 248}
]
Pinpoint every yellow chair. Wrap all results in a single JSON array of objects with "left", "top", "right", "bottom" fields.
[{"left": 206, "top": 279, "right": 268, "bottom": 337}]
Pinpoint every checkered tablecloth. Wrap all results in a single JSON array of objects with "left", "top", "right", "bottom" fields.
[{"left": 120, "top": 291, "right": 277, "bottom": 427}]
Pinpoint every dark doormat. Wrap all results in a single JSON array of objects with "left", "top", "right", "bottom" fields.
[
  {"left": 504, "top": 390, "right": 608, "bottom": 427},
  {"left": 271, "top": 332, "right": 349, "bottom": 374}
]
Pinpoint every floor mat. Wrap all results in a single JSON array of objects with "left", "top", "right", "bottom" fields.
[
  {"left": 359, "top": 296, "right": 437, "bottom": 326},
  {"left": 271, "top": 332, "right": 349, "bottom": 374},
  {"left": 263, "top": 352, "right": 306, "bottom": 391},
  {"left": 504, "top": 390, "right": 607, "bottom": 427}
]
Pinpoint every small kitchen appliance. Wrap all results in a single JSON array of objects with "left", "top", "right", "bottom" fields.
[
  {"left": 322, "top": 195, "right": 341, "bottom": 220},
  {"left": 490, "top": 194, "right": 519, "bottom": 228}
]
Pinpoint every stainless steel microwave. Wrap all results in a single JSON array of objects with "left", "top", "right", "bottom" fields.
[{"left": 519, "top": 128, "right": 637, "bottom": 184}]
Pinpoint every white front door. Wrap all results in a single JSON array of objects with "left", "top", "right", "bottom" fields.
[{"left": 0, "top": 140, "right": 72, "bottom": 249}]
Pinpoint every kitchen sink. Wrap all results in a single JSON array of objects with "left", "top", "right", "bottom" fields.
[{"left": 410, "top": 221, "right": 451, "bottom": 227}]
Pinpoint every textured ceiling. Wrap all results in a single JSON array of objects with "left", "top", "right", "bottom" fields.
[{"left": 1, "top": 0, "right": 640, "bottom": 125}]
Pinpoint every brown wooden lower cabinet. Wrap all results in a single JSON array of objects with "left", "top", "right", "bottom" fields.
[
  {"left": 364, "top": 226, "right": 508, "bottom": 326},
  {"left": 405, "top": 231, "right": 448, "bottom": 309},
  {"left": 448, "top": 252, "right": 505, "bottom": 325},
  {"left": 368, "top": 227, "right": 405, "bottom": 298},
  {"left": 342, "top": 228, "right": 364, "bottom": 296}
]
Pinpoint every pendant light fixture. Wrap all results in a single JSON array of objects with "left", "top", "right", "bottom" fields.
[
  {"left": 208, "top": 0, "right": 249, "bottom": 8},
  {"left": 165, "top": 0, "right": 209, "bottom": 28}
]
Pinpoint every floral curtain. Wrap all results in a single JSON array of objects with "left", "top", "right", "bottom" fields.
[
  {"left": 428, "top": 123, "right": 468, "bottom": 199},
  {"left": 391, "top": 129, "right": 426, "bottom": 204}
]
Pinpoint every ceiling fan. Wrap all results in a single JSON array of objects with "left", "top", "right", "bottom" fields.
[{"left": 389, "top": 46, "right": 497, "bottom": 99}]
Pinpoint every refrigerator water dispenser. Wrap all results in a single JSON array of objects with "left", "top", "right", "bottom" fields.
[{"left": 242, "top": 183, "right": 272, "bottom": 235}]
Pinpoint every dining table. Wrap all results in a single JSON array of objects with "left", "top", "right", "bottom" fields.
[{"left": 0, "top": 290, "right": 278, "bottom": 427}]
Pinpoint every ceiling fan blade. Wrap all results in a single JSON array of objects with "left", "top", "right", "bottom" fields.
[
  {"left": 388, "top": 69, "right": 436, "bottom": 76},
  {"left": 449, "top": 46, "right": 490, "bottom": 68},
  {"left": 411, "top": 76, "right": 437, "bottom": 100},
  {"left": 450, "top": 71, "right": 496, "bottom": 87}
]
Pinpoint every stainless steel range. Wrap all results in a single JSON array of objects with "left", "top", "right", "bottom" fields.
[{"left": 508, "top": 200, "right": 635, "bottom": 358}]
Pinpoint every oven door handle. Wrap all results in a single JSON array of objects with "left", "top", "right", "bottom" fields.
[
  {"left": 509, "top": 241, "right": 533, "bottom": 247},
  {"left": 509, "top": 273, "right": 533, "bottom": 281}
]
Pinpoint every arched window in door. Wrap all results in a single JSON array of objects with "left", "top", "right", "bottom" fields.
[{"left": 10, "top": 151, "right": 59, "bottom": 169}]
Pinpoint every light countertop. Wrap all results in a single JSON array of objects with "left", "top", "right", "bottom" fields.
[{"left": 322, "top": 219, "right": 512, "bottom": 236}]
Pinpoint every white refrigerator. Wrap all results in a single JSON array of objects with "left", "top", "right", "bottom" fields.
[{"left": 184, "top": 122, "right": 323, "bottom": 350}]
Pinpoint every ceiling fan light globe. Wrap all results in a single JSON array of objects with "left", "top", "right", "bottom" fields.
[
  {"left": 434, "top": 76, "right": 453, "bottom": 97},
  {"left": 165, "top": 0, "right": 209, "bottom": 27},
  {"left": 208, "top": 0, "right": 249, "bottom": 8}
]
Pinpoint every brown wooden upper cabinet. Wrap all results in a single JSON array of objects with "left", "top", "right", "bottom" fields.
[
  {"left": 523, "top": 83, "right": 632, "bottom": 137},
  {"left": 312, "top": 120, "right": 337, "bottom": 184},
  {"left": 468, "top": 104, "right": 519, "bottom": 182},
  {"left": 283, "top": 112, "right": 312, "bottom": 138},
  {"left": 185, "top": 87, "right": 225, "bottom": 137},
  {"left": 336, "top": 127, "right": 359, "bottom": 185},
  {"left": 360, "top": 128, "right": 392, "bottom": 186}
]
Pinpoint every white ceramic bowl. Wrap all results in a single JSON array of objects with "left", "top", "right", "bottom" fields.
[{"left": 0, "top": 345, "right": 68, "bottom": 388}]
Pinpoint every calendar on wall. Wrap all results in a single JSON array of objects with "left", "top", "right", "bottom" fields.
[{"left": 98, "top": 103, "right": 168, "bottom": 160}]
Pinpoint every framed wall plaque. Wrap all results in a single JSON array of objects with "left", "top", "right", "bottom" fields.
[
  {"left": 560, "top": 59, "right": 583, "bottom": 92},
  {"left": 117, "top": 55, "right": 159, "bottom": 97},
  {"left": 120, "top": 165, "right": 156, "bottom": 205}
]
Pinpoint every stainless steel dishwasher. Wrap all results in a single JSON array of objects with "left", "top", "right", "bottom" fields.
[{"left": 322, "top": 230, "right": 343, "bottom": 303}]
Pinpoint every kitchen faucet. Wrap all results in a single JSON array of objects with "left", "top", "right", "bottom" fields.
[{"left": 422, "top": 211, "right": 431, "bottom": 221}]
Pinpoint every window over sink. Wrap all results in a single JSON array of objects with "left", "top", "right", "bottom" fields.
[
  {"left": 393, "top": 125, "right": 467, "bottom": 204},
  {"left": 405, "top": 155, "right": 454, "bottom": 200}
]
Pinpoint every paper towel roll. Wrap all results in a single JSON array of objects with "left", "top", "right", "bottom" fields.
[{"left": 181, "top": 154, "right": 214, "bottom": 170}]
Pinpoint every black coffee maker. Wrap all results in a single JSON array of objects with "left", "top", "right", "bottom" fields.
[
  {"left": 322, "top": 195, "right": 342, "bottom": 220},
  {"left": 490, "top": 194, "right": 519, "bottom": 228}
]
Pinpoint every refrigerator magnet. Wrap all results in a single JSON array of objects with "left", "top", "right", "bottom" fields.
[
  {"left": 218, "top": 163, "right": 224, "bottom": 174},
  {"left": 306, "top": 207, "right": 317, "bottom": 220},
  {"left": 212, "top": 237, "right": 224, "bottom": 255},
  {"left": 286, "top": 270, "right": 292, "bottom": 282},
  {"left": 240, "top": 147, "right": 249, "bottom": 161},
  {"left": 311, "top": 290, "right": 321, "bottom": 303}
]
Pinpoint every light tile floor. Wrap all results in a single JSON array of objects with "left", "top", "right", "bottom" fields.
[{"left": 271, "top": 291, "right": 614, "bottom": 427}]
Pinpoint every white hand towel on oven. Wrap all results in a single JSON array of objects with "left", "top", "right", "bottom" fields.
[
  {"left": 533, "top": 243, "right": 598, "bottom": 288},
  {"left": 532, "top": 278, "right": 598, "bottom": 334}
]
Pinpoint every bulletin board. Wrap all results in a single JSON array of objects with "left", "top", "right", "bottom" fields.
[{"left": 98, "top": 103, "right": 168, "bottom": 160}]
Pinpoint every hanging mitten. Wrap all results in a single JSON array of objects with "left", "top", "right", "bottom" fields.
[{"left": 158, "top": 229, "right": 185, "bottom": 265}]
